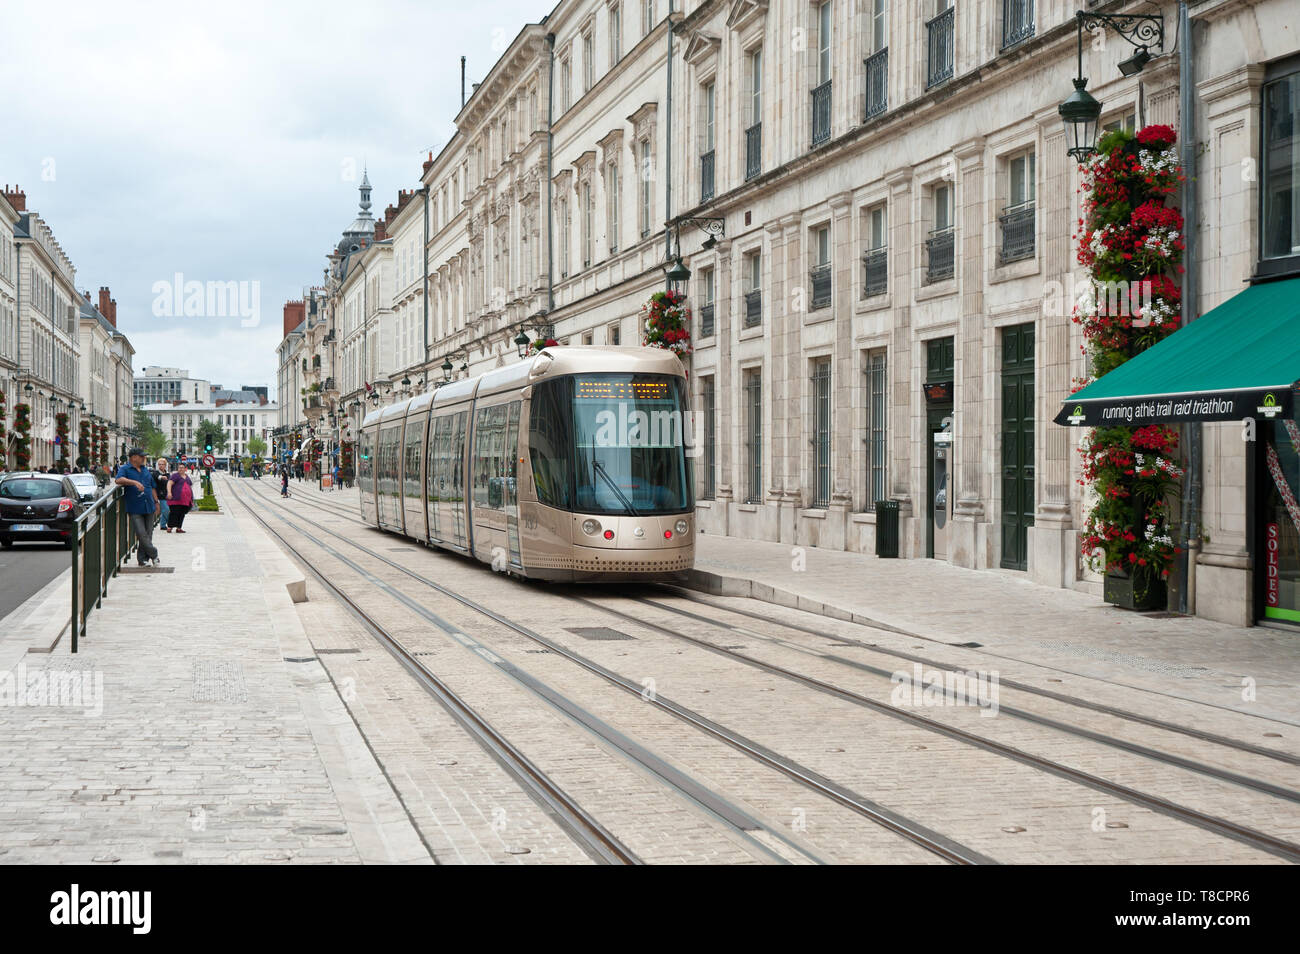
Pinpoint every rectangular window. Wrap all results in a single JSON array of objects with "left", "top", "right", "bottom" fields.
[
  {"left": 609, "top": 3, "right": 621, "bottom": 65},
  {"left": 744, "top": 251, "right": 762, "bottom": 327},
  {"left": 560, "top": 58, "right": 572, "bottom": 112},
  {"left": 640, "top": 141, "right": 653, "bottom": 237},
  {"left": 746, "top": 49, "right": 763, "bottom": 179},
  {"left": 865, "top": 349, "right": 887, "bottom": 506},
  {"left": 934, "top": 184, "right": 951, "bottom": 230},
  {"left": 811, "top": 358, "right": 831, "bottom": 509},
  {"left": 817, "top": 1, "right": 832, "bottom": 85},
  {"left": 699, "top": 266, "right": 715, "bottom": 337},
  {"left": 583, "top": 182, "right": 594, "bottom": 267},
  {"left": 862, "top": 204, "right": 888, "bottom": 297},
  {"left": 607, "top": 161, "right": 620, "bottom": 253},
  {"left": 1001, "top": 0, "right": 1035, "bottom": 50},
  {"left": 1001, "top": 151, "right": 1037, "bottom": 263},
  {"left": 608, "top": 322, "right": 621, "bottom": 346},
  {"left": 701, "top": 82, "right": 716, "bottom": 202},
  {"left": 559, "top": 197, "right": 571, "bottom": 276},
  {"left": 1263, "top": 69, "right": 1300, "bottom": 263},
  {"left": 1102, "top": 112, "right": 1137, "bottom": 135},
  {"left": 925, "top": 185, "right": 955, "bottom": 283},
  {"left": 700, "top": 375, "right": 716, "bottom": 500},
  {"left": 642, "top": 0, "right": 655, "bottom": 36},
  {"left": 871, "top": 0, "right": 886, "bottom": 51},
  {"left": 810, "top": 225, "right": 832, "bottom": 309},
  {"left": 583, "top": 32, "right": 594, "bottom": 92},
  {"left": 749, "top": 49, "right": 763, "bottom": 126},
  {"left": 745, "top": 369, "right": 763, "bottom": 504}
]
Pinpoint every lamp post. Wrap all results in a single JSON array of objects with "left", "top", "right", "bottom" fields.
[
  {"left": 1058, "top": 11, "right": 1165, "bottom": 160},
  {"left": 514, "top": 329, "right": 531, "bottom": 358}
]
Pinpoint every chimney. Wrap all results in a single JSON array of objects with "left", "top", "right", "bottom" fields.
[
  {"left": 373, "top": 219, "right": 387, "bottom": 241},
  {"left": 282, "top": 300, "right": 306, "bottom": 339},
  {"left": 423, "top": 151, "right": 434, "bottom": 175},
  {"left": 99, "top": 287, "right": 112, "bottom": 319},
  {"left": 1, "top": 184, "right": 25, "bottom": 213},
  {"left": 108, "top": 298, "right": 118, "bottom": 327}
]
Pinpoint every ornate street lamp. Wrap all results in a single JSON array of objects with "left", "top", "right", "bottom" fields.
[
  {"left": 664, "top": 257, "right": 691, "bottom": 297},
  {"left": 514, "top": 329, "right": 531, "bottom": 358},
  {"left": 1058, "top": 10, "right": 1165, "bottom": 161},
  {"left": 441, "top": 356, "right": 454, "bottom": 382}
]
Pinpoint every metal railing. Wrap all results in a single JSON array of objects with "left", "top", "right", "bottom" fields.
[
  {"left": 998, "top": 202, "right": 1036, "bottom": 263},
  {"left": 700, "top": 150, "right": 715, "bottom": 203},
  {"left": 745, "top": 122, "right": 762, "bottom": 180},
  {"left": 861, "top": 247, "right": 888, "bottom": 297},
  {"left": 699, "top": 302, "right": 715, "bottom": 338},
  {"left": 810, "top": 262, "right": 832, "bottom": 309},
  {"left": 744, "top": 288, "right": 763, "bottom": 327},
  {"left": 864, "top": 48, "right": 888, "bottom": 120},
  {"left": 1001, "top": 0, "right": 1035, "bottom": 50},
  {"left": 811, "top": 81, "right": 832, "bottom": 148},
  {"left": 925, "top": 227, "right": 955, "bottom": 283},
  {"left": 70, "top": 486, "right": 134, "bottom": 653},
  {"left": 926, "top": 7, "right": 955, "bottom": 88}
]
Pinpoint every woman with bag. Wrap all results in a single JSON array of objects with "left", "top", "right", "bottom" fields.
[
  {"left": 167, "top": 462, "right": 195, "bottom": 533},
  {"left": 155, "top": 457, "right": 172, "bottom": 532}
]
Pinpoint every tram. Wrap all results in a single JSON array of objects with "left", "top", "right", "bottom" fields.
[{"left": 359, "top": 346, "right": 695, "bottom": 581}]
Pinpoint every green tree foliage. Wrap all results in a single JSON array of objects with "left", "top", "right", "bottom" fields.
[
  {"left": 194, "top": 418, "right": 230, "bottom": 453},
  {"left": 246, "top": 436, "right": 267, "bottom": 458}
]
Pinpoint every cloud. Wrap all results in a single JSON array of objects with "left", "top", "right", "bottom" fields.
[{"left": 1, "top": 0, "right": 550, "bottom": 398}]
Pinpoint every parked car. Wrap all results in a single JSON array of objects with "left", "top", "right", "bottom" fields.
[
  {"left": 67, "top": 473, "right": 101, "bottom": 503},
  {"left": 0, "top": 472, "right": 88, "bottom": 549}
]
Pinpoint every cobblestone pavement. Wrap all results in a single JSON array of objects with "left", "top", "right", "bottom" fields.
[{"left": 224, "top": 476, "right": 1300, "bottom": 864}]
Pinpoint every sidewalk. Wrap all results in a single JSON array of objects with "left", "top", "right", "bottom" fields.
[
  {"left": 690, "top": 533, "right": 1300, "bottom": 725},
  {"left": 0, "top": 492, "right": 429, "bottom": 864}
]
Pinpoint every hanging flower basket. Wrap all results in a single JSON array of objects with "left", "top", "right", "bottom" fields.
[
  {"left": 528, "top": 337, "right": 559, "bottom": 354},
  {"left": 14, "top": 402, "right": 32, "bottom": 470},
  {"left": 1073, "top": 125, "right": 1186, "bottom": 609},
  {"left": 640, "top": 290, "right": 693, "bottom": 358}
]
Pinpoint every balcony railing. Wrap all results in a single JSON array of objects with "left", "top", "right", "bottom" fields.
[
  {"left": 998, "top": 203, "right": 1036, "bottom": 263},
  {"left": 699, "top": 302, "right": 715, "bottom": 338},
  {"left": 744, "top": 288, "right": 762, "bottom": 327},
  {"left": 1001, "top": 0, "right": 1035, "bottom": 50},
  {"left": 861, "top": 247, "right": 888, "bottom": 298},
  {"left": 864, "top": 48, "right": 888, "bottom": 120},
  {"left": 926, "top": 7, "right": 955, "bottom": 89},
  {"left": 323, "top": 376, "right": 336, "bottom": 392},
  {"left": 811, "top": 80, "right": 832, "bottom": 148},
  {"left": 745, "top": 122, "right": 762, "bottom": 181},
  {"left": 924, "top": 227, "right": 955, "bottom": 284},
  {"left": 700, "top": 150, "right": 715, "bottom": 203},
  {"left": 809, "top": 263, "right": 832, "bottom": 310}
]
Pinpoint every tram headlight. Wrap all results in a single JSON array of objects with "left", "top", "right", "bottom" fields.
[
  {"left": 674, "top": 519, "right": 689, "bottom": 535},
  {"left": 582, "top": 519, "right": 601, "bottom": 536}
]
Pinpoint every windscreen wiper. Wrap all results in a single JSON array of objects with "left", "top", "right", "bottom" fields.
[{"left": 592, "top": 460, "right": 639, "bottom": 517}]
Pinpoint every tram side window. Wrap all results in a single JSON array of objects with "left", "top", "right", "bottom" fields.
[
  {"left": 381, "top": 427, "right": 400, "bottom": 497},
  {"left": 404, "top": 421, "right": 423, "bottom": 498},
  {"left": 473, "top": 404, "right": 508, "bottom": 508},
  {"left": 359, "top": 430, "right": 373, "bottom": 483},
  {"left": 452, "top": 412, "right": 467, "bottom": 503},
  {"left": 528, "top": 378, "right": 573, "bottom": 510},
  {"left": 427, "top": 416, "right": 446, "bottom": 502}
]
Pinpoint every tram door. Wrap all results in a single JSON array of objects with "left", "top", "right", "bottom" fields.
[
  {"left": 471, "top": 403, "right": 510, "bottom": 567},
  {"left": 929, "top": 415, "right": 953, "bottom": 560},
  {"left": 504, "top": 403, "right": 522, "bottom": 569}
]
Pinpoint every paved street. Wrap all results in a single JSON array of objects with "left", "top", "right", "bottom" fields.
[
  {"left": 0, "top": 545, "right": 68, "bottom": 621},
  {"left": 5, "top": 474, "right": 1292, "bottom": 865}
]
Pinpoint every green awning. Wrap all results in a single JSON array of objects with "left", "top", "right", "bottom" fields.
[{"left": 1056, "top": 277, "right": 1300, "bottom": 426}]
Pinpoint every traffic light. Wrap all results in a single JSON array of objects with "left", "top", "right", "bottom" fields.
[{"left": 205, "top": 440, "right": 213, "bottom": 453}]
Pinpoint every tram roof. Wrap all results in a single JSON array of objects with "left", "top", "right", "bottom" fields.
[{"left": 359, "top": 347, "right": 687, "bottom": 428}]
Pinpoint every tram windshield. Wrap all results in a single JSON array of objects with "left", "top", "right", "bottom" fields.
[{"left": 529, "top": 374, "right": 692, "bottom": 516}]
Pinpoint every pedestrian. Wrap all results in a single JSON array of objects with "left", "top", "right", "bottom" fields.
[
  {"left": 280, "top": 466, "right": 290, "bottom": 498},
  {"left": 167, "top": 462, "right": 195, "bottom": 533},
  {"left": 114, "top": 448, "right": 161, "bottom": 567},
  {"left": 332, "top": 463, "right": 340, "bottom": 490},
  {"left": 155, "top": 457, "right": 172, "bottom": 532}
]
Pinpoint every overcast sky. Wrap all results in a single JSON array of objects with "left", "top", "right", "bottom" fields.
[{"left": 1, "top": 0, "right": 550, "bottom": 401}]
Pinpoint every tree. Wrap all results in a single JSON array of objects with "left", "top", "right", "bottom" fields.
[
  {"left": 247, "top": 436, "right": 267, "bottom": 458},
  {"left": 134, "top": 409, "right": 168, "bottom": 459},
  {"left": 194, "top": 418, "right": 229, "bottom": 453}
]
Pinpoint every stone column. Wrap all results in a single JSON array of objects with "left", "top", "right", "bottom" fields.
[
  {"left": 1029, "top": 118, "right": 1078, "bottom": 589},
  {"left": 780, "top": 214, "right": 804, "bottom": 544},
  {"left": 829, "top": 191, "right": 854, "bottom": 544},
  {"left": 951, "top": 137, "right": 987, "bottom": 570},
  {"left": 885, "top": 167, "right": 915, "bottom": 554},
  {"left": 715, "top": 238, "right": 734, "bottom": 535},
  {"left": 764, "top": 217, "right": 788, "bottom": 543}
]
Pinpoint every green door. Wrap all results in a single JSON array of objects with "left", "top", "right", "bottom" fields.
[{"left": 1000, "top": 323, "right": 1035, "bottom": 571}]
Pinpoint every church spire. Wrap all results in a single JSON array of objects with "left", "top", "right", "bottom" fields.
[{"left": 358, "top": 168, "right": 372, "bottom": 217}]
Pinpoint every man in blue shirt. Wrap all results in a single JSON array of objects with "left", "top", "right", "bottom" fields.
[{"left": 114, "top": 447, "right": 161, "bottom": 567}]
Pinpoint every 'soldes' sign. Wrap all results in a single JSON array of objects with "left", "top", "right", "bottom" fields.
[
  {"left": 1054, "top": 388, "right": 1295, "bottom": 426},
  {"left": 1267, "top": 522, "right": 1280, "bottom": 609}
]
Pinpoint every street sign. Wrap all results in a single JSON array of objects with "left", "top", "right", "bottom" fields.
[{"left": 202, "top": 453, "right": 215, "bottom": 468}]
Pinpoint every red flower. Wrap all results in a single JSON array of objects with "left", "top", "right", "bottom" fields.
[{"left": 1136, "top": 124, "right": 1176, "bottom": 147}]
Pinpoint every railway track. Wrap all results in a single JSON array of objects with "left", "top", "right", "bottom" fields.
[
  {"left": 230, "top": 477, "right": 1300, "bottom": 862},
  {"left": 228, "top": 478, "right": 994, "bottom": 864}
]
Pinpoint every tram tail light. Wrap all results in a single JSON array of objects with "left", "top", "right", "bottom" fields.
[
  {"left": 664, "top": 530, "right": 673, "bottom": 539},
  {"left": 603, "top": 530, "right": 614, "bottom": 540}
]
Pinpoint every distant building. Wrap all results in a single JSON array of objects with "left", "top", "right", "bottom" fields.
[
  {"left": 134, "top": 366, "right": 209, "bottom": 407},
  {"left": 140, "top": 399, "right": 278, "bottom": 459}
]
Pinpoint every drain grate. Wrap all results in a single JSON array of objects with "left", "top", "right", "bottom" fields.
[
  {"left": 566, "top": 626, "right": 635, "bottom": 641},
  {"left": 316, "top": 648, "right": 362, "bottom": 654},
  {"left": 191, "top": 658, "right": 249, "bottom": 703}
]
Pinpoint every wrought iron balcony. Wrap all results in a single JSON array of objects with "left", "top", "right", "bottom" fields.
[
  {"left": 700, "top": 150, "right": 715, "bottom": 203},
  {"left": 699, "top": 302, "right": 715, "bottom": 338},
  {"left": 744, "top": 288, "right": 762, "bottom": 327},
  {"left": 924, "top": 227, "right": 955, "bottom": 284},
  {"left": 809, "top": 263, "right": 832, "bottom": 310},
  {"left": 745, "top": 122, "right": 762, "bottom": 181},
  {"left": 926, "top": 7, "right": 955, "bottom": 89},
  {"left": 323, "top": 376, "right": 336, "bottom": 393},
  {"left": 998, "top": 203, "right": 1036, "bottom": 264},
  {"left": 1000, "top": 0, "right": 1035, "bottom": 50},
  {"left": 861, "top": 247, "right": 888, "bottom": 298},
  {"left": 864, "top": 48, "right": 888, "bottom": 120},
  {"left": 811, "top": 80, "right": 832, "bottom": 148}
]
